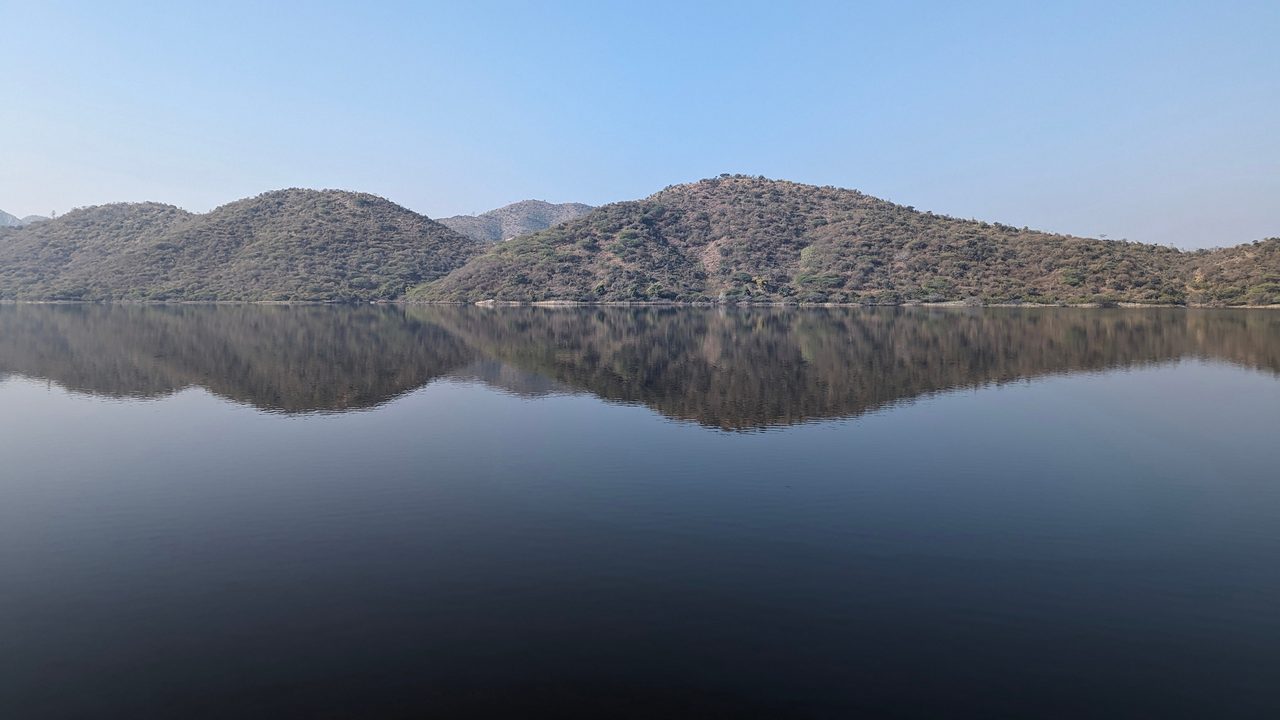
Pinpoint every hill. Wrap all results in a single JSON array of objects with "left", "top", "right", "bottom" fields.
[
  {"left": 0, "top": 189, "right": 483, "bottom": 301},
  {"left": 438, "top": 200, "right": 594, "bottom": 243},
  {"left": 0, "top": 211, "right": 50, "bottom": 227},
  {"left": 1183, "top": 240, "right": 1280, "bottom": 306},
  {"left": 413, "top": 175, "right": 1280, "bottom": 306},
  {"left": 3, "top": 178, "right": 1276, "bottom": 305}
]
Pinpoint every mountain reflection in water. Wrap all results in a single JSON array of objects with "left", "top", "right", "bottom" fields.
[{"left": 1, "top": 304, "right": 1277, "bottom": 429}]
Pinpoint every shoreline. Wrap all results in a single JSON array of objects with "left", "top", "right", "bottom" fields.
[{"left": 2, "top": 299, "right": 1279, "bottom": 309}]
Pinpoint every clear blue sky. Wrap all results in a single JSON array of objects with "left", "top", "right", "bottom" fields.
[{"left": 2, "top": 0, "right": 1276, "bottom": 248}]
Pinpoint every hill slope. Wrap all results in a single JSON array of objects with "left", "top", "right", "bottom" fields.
[
  {"left": 414, "top": 175, "right": 1279, "bottom": 306},
  {"left": 438, "top": 200, "right": 594, "bottom": 243},
  {"left": 3, "top": 178, "right": 1276, "bottom": 305},
  {"left": 1183, "top": 240, "right": 1280, "bottom": 306},
  {"left": 0, "top": 190, "right": 483, "bottom": 301}
]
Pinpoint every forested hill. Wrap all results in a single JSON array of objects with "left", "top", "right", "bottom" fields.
[
  {"left": 2, "top": 178, "right": 1277, "bottom": 305},
  {"left": 0, "top": 189, "right": 483, "bottom": 301},
  {"left": 414, "top": 176, "right": 1280, "bottom": 306},
  {"left": 438, "top": 200, "right": 594, "bottom": 243}
]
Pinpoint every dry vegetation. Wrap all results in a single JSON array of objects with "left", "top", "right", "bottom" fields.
[
  {"left": 0, "top": 189, "right": 482, "bottom": 301},
  {"left": 2, "top": 177, "right": 1276, "bottom": 305},
  {"left": 415, "top": 176, "right": 1279, "bottom": 306}
]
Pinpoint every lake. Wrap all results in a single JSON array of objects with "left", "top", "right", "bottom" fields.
[{"left": 2, "top": 304, "right": 1278, "bottom": 718}]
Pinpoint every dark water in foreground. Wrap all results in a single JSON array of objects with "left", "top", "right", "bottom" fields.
[{"left": 2, "top": 305, "right": 1279, "bottom": 718}]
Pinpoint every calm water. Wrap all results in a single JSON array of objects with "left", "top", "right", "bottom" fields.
[{"left": 2, "top": 305, "right": 1279, "bottom": 718}]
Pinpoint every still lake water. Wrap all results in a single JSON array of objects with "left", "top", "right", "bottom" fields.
[{"left": 2, "top": 305, "right": 1279, "bottom": 718}]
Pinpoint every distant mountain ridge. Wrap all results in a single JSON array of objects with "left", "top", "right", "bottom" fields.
[
  {"left": 0, "top": 211, "right": 50, "bottom": 227},
  {"left": 0, "top": 189, "right": 482, "bottom": 301},
  {"left": 438, "top": 200, "right": 594, "bottom": 243}
]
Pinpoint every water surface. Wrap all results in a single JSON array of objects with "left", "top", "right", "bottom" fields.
[{"left": 2, "top": 305, "right": 1278, "bottom": 718}]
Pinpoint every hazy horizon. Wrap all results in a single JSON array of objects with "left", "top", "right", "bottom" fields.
[{"left": 2, "top": 1, "right": 1277, "bottom": 249}]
